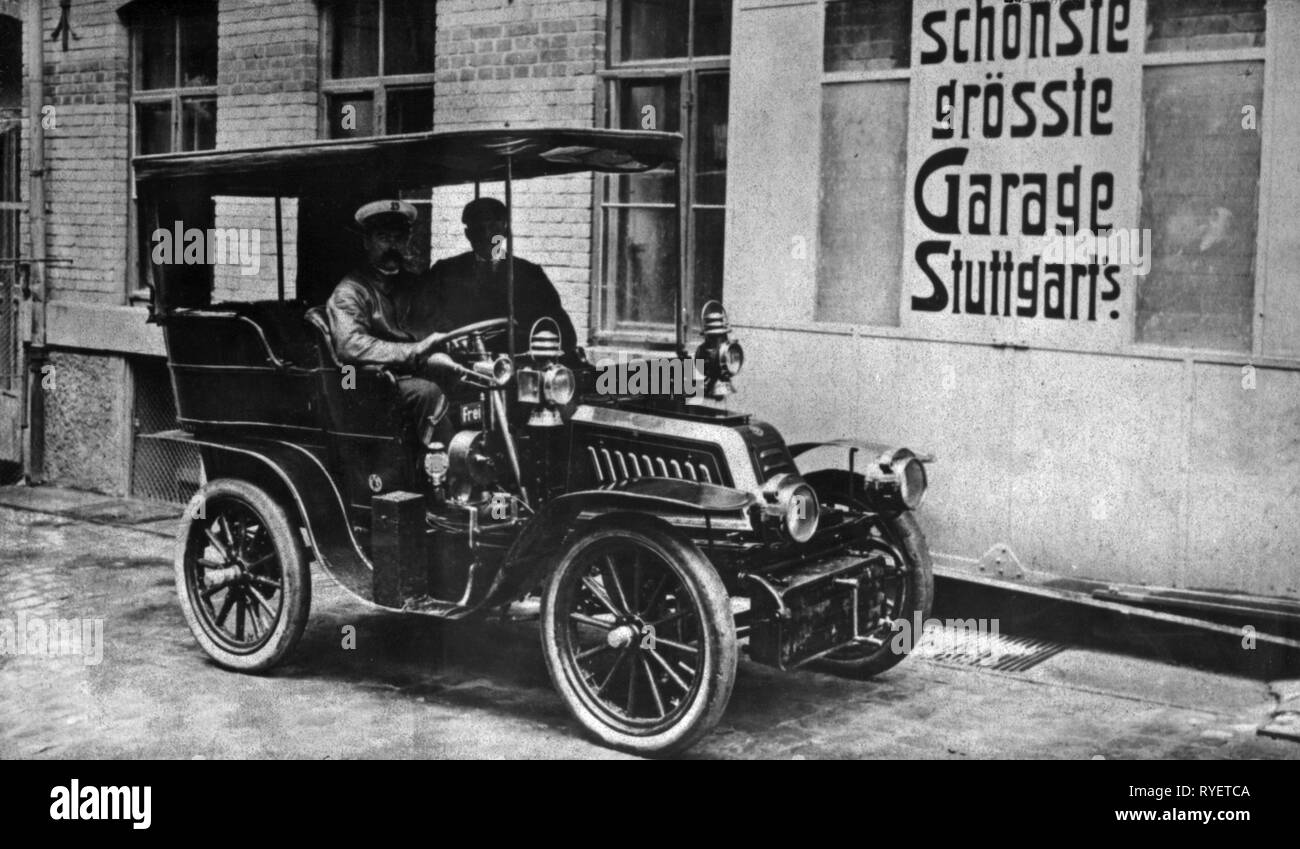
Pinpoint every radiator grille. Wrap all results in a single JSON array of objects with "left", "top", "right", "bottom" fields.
[
  {"left": 587, "top": 444, "right": 716, "bottom": 485},
  {"left": 131, "top": 359, "right": 203, "bottom": 504}
]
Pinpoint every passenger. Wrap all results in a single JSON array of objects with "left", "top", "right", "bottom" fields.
[
  {"left": 326, "top": 200, "right": 450, "bottom": 446},
  {"left": 427, "top": 197, "right": 579, "bottom": 358}
]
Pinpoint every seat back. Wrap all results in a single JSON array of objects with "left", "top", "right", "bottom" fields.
[
  {"left": 303, "top": 306, "right": 416, "bottom": 513},
  {"left": 163, "top": 307, "right": 317, "bottom": 435}
]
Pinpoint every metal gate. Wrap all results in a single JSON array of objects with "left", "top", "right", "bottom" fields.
[
  {"left": 0, "top": 114, "right": 22, "bottom": 479},
  {"left": 130, "top": 358, "right": 202, "bottom": 504}
]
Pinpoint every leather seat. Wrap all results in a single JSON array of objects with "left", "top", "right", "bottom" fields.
[{"left": 303, "top": 305, "right": 405, "bottom": 437}]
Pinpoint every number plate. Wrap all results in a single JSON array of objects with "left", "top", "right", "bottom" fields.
[{"left": 458, "top": 402, "right": 484, "bottom": 427}]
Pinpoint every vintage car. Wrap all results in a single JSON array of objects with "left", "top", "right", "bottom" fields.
[{"left": 133, "top": 128, "right": 935, "bottom": 756}]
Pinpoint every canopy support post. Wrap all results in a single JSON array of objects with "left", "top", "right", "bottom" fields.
[
  {"left": 505, "top": 156, "right": 515, "bottom": 362},
  {"left": 274, "top": 195, "right": 285, "bottom": 302}
]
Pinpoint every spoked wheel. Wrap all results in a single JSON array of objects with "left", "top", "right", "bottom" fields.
[
  {"left": 808, "top": 511, "right": 933, "bottom": 679},
  {"left": 175, "top": 479, "right": 311, "bottom": 672},
  {"left": 541, "top": 520, "right": 737, "bottom": 756}
]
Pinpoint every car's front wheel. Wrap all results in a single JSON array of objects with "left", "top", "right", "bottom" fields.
[
  {"left": 541, "top": 519, "right": 737, "bottom": 756},
  {"left": 809, "top": 510, "right": 934, "bottom": 679},
  {"left": 175, "top": 478, "right": 311, "bottom": 672}
]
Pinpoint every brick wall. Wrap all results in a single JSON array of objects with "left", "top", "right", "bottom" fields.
[
  {"left": 213, "top": 1, "right": 316, "bottom": 303},
  {"left": 431, "top": 0, "right": 606, "bottom": 345},
  {"left": 40, "top": 0, "right": 131, "bottom": 305},
  {"left": 30, "top": 0, "right": 610, "bottom": 492},
  {"left": 215, "top": 0, "right": 318, "bottom": 149}
]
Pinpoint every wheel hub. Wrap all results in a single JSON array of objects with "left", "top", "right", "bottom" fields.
[{"left": 606, "top": 623, "right": 639, "bottom": 649}]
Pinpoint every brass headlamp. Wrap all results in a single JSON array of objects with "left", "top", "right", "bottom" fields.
[{"left": 517, "top": 318, "right": 574, "bottom": 427}]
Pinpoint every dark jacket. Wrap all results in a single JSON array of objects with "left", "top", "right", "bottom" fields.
[
  {"left": 426, "top": 252, "right": 578, "bottom": 355},
  {"left": 326, "top": 266, "right": 434, "bottom": 371}
]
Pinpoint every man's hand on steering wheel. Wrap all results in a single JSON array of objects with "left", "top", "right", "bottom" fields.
[
  {"left": 416, "top": 318, "right": 513, "bottom": 384},
  {"left": 416, "top": 317, "right": 512, "bottom": 359}
]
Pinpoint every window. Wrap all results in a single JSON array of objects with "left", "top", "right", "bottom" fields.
[
  {"left": 1137, "top": 0, "right": 1266, "bottom": 352},
  {"left": 322, "top": 0, "right": 436, "bottom": 138},
  {"left": 824, "top": 0, "right": 911, "bottom": 72},
  {"left": 816, "top": 0, "right": 911, "bottom": 325},
  {"left": 131, "top": 6, "right": 217, "bottom": 154},
  {"left": 597, "top": 0, "right": 731, "bottom": 343}
]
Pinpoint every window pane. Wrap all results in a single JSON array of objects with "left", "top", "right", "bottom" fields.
[
  {"left": 384, "top": 0, "right": 437, "bottom": 75},
  {"left": 694, "top": 73, "right": 727, "bottom": 205},
  {"left": 619, "top": 78, "right": 679, "bottom": 133},
  {"left": 179, "top": 14, "right": 217, "bottom": 87},
  {"left": 816, "top": 81, "right": 909, "bottom": 325},
  {"left": 1146, "top": 0, "right": 1265, "bottom": 53},
  {"left": 692, "top": 208, "right": 724, "bottom": 323},
  {"left": 180, "top": 97, "right": 216, "bottom": 151},
  {"left": 138, "top": 19, "right": 177, "bottom": 90},
  {"left": 332, "top": 0, "right": 380, "bottom": 79},
  {"left": 1137, "top": 62, "right": 1262, "bottom": 352},
  {"left": 621, "top": 0, "right": 687, "bottom": 61},
  {"left": 327, "top": 92, "right": 376, "bottom": 138},
  {"left": 136, "top": 101, "right": 173, "bottom": 155},
  {"left": 604, "top": 206, "right": 679, "bottom": 326},
  {"left": 693, "top": 0, "right": 732, "bottom": 56},
  {"left": 386, "top": 86, "right": 434, "bottom": 134},
  {"left": 824, "top": 0, "right": 912, "bottom": 72}
]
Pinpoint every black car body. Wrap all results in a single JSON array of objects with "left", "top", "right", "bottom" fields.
[{"left": 134, "top": 128, "right": 935, "bottom": 755}]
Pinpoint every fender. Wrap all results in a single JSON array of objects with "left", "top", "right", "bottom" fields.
[
  {"left": 788, "top": 438, "right": 935, "bottom": 465},
  {"left": 148, "top": 430, "right": 380, "bottom": 608},
  {"left": 790, "top": 439, "right": 933, "bottom": 515},
  {"left": 479, "top": 476, "right": 755, "bottom": 606}
]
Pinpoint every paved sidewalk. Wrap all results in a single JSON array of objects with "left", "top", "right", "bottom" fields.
[{"left": 1, "top": 484, "right": 1297, "bottom": 759}]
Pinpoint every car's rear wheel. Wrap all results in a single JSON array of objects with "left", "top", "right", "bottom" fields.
[
  {"left": 541, "top": 519, "right": 737, "bottom": 756},
  {"left": 175, "top": 479, "right": 311, "bottom": 672}
]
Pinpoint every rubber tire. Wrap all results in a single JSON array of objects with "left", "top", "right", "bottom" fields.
[
  {"left": 808, "top": 511, "right": 934, "bottom": 679},
  {"left": 175, "top": 478, "right": 311, "bottom": 673},
  {"left": 541, "top": 519, "right": 737, "bottom": 757}
]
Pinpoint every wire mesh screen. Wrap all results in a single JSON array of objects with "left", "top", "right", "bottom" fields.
[{"left": 131, "top": 358, "right": 202, "bottom": 504}]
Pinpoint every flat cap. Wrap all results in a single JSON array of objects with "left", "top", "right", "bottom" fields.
[
  {"left": 355, "top": 199, "right": 417, "bottom": 229},
  {"left": 462, "top": 197, "right": 508, "bottom": 225}
]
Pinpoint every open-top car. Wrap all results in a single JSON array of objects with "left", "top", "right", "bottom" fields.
[{"left": 134, "top": 127, "right": 935, "bottom": 756}]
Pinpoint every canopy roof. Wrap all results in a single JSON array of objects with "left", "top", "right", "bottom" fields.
[{"left": 133, "top": 128, "right": 682, "bottom": 196}]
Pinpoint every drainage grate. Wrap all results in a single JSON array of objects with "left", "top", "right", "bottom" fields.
[
  {"left": 131, "top": 358, "right": 202, "bottom": 505},
  {"left": 912, "top": 625, "right": 1070, "bottom": 673}
]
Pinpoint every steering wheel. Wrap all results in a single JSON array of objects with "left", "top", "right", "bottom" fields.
[{"left": 438, "top": 317, "right": 511, "bottom": 350}]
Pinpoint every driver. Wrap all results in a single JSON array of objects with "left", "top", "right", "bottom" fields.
[
  {"left": 327, "top": 200, "right": 451, "bottom": 446},
  {"left": 427, "top": 197, "right": 578, "bottom": 358}
]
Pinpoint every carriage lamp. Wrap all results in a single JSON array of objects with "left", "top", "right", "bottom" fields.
[
  {"left": 518, "top": 318, "right": 575, "bottom": 427},
  {"left": 863, "top": 449, "right": 929, "bottom": 512},
  {"left": 761, "top": 473, "right": 821, "bottom": 543},
  {"left": 695, "top": 300, "right": 745, "bottom": 399}
]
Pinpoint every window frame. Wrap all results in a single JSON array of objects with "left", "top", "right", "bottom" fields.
[
  {"left": 594, "top": 0, "right": 731, "bottom": 348},
  {"left": 1137, "top": 41, "right": 1267, "bottom": 359},
  {"left": 318, "top": 0, "right": 436, "bottom": 139},
  {"left": 128, "top": 10, "right": 218, "bottom": 156},
  {"left": 808, "top": 0, "right": 1283, "bottom": 366}
]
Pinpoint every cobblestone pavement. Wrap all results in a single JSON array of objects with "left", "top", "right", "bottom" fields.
[{"left": 1, "top": 500, "right": 1297, "bottom": 760}]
